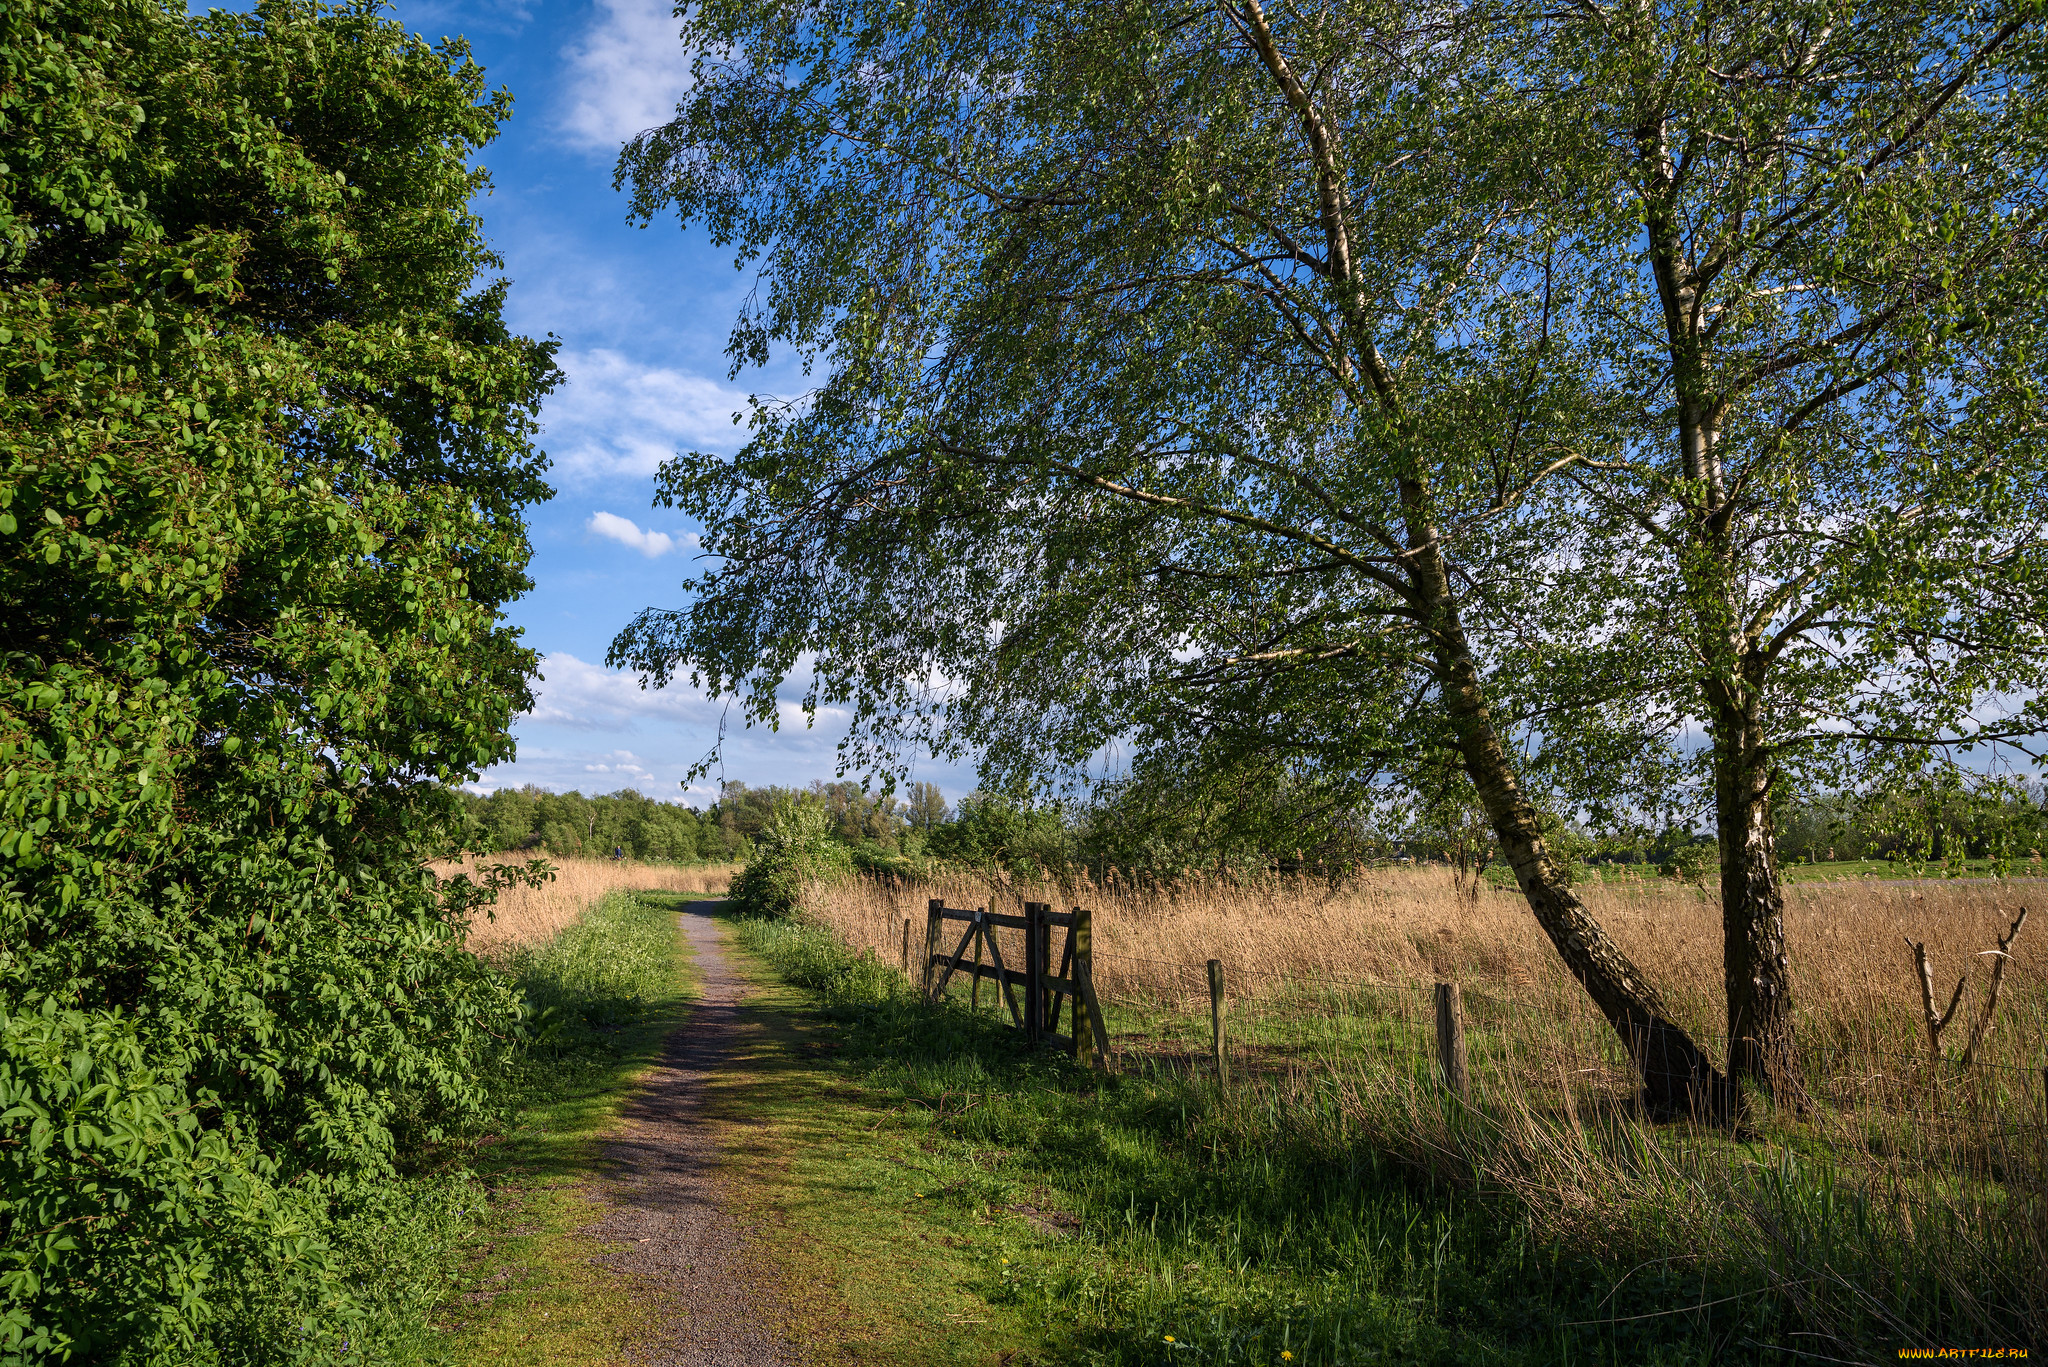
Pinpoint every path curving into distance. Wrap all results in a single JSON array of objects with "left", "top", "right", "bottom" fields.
[{"left": 582, "top": 900, "right": 796, "bottom": 1366}]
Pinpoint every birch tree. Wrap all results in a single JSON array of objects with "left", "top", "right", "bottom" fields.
[
  {"left": 1552, "top": 0, "right": 2048, "bottom": 1096},
  {"left": 614, "top": 0, "right": 1730, "bottom": 1111}
]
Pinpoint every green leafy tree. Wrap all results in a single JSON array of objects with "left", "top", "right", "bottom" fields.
[
  {"left": 1408, "top": 770, "right": 1500, "bottom": 901},
  {"left": 0, "top": 1, "right": 557, "bottom": 1356},
  {"left": 1076, "top": 758, "right": 1385, "bottom": 881},
  {"left": 1552, "top": 0, "right": 2048, "bottom": 1094},
  {"left": 926, "top": 792, "right": 1075, "bottom": 882},
  {"left": 904, "top": 780, "right": 950, "bottom": 833},
  {"left": 811, "top": 778, "right": 909, "bottom": 845},
  {"left": 613, "top": 0, "right": 1728, "bottom": 1110}
]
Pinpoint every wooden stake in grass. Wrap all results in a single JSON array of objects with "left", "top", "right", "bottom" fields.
[
  {"left": 1906, "top": 906, "right": 2029, "bottom": 1067},
  {"left": 1908, "top": 936, "right": 1967, "bottom": 1066},
  {"left": 1435, "top": 981, "right": 1469, "bottom": 1100},
  {"left": 1961, "top": 906, "right": 2028, "bottom": 1069},
  {"left": 900, "top": 917, "right": 911, "bottom": 979},
  {"left": 1207, "top": 958, "right": 1227, "bottom": 1086}
]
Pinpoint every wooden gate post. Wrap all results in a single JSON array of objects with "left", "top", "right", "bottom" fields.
[
  {"left": 971, "top": 909, "right": 985, "bottom": 1012},
  {"left": 923, "top": 900, "right": 942, "bottom": 999},
  {"left": 1040, "top": 904, "right": 1054, "bottom": 1036},
  {"left": 1023, "top": 902, "right": 1044, "bottom": 1043},
  {"left": 1435, "top": 981, "right": 1469, "bottom": 1099},
  {"left": 900, "top": 917, "right": 911, "bottom": 979},
  {"left": 1207, "top": 959, "right": 1227, "bottom": 1085},
  {"left": 1072, "top": 905, "right": 1110, "bottom": 1068},
  {"left": 1072, "top": 903, "right": 1093, "bottom": 1065}
]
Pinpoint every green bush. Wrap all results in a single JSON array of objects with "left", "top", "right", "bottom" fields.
[
  {"left": 728, "top": 797, "right": 852, "bottom": 920},
  {"left": 0, "top": 2, "right": 556, "bottom": 1359}
]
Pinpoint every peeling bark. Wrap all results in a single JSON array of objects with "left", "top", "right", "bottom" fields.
[{"left": 1711, "top": 695, "right": 1799, "bottom": 1099}]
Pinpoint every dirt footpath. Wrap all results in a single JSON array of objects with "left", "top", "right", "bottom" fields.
[{"left": 582, "top": 901, "right": 796, "bottom": 1366}]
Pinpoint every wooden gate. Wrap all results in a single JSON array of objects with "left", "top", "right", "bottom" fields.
[{"left": 921, "top": 899, "right": 1110, "bottom": 1065}]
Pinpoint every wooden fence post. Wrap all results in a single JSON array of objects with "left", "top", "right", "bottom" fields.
[
  {"left": 971, "top": 909, "right": 985, "bottom": 1012},
  {"left": 900, "top": 917, "right": 911, "bottom": 979},
  {"left": 1023, "top": 902, "right": 1045, "bottom": 1043},
  {"left": 923, "top": 900, "right": 942, "bottom": 999},
  {"left": 1207, "top": 959, "right": 1227, "bottom": 1086},
  {"left": 1435, "top": 981, "right": 1469, "bottom": 1099},
  {"left": 1072, "top": 904, "right": 1093, "bottom": 1065}
]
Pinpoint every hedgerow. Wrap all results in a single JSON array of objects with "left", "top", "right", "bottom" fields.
[{"left": 0, "top": 2, "right": 558, "bottom": 1358}]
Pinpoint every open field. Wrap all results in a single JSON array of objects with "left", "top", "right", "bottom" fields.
[
  {"left": 1775, "top": 858, "right": 2045, "bottom": 884},
  {"left": 794, "top": 865, "right": 2048, "bottom": 1349},
  {"left": 803, "top": 864, "right": 2045, "bottom": 1073},
  {"left": 437, "top": 856, "right": 735, "bottom": 957}
]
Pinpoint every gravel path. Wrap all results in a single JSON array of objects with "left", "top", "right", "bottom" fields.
[{"left": 582, "top": 900, "right": 796, "bottom": 1366}]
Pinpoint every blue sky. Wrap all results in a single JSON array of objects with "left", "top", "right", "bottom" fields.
[{"left": 372, "top": 0, "right": 977, "bottom": 805}]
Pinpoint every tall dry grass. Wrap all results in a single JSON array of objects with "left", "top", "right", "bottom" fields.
[
  {"left": 441, "top": 857, "right": 734, "bottom": 957},
  {"left": 799, "top": 864, "right": 2048, "bottom": 1342},
  {"left": 804, "top": 863, "right": 2045, "bottom": 1074}
]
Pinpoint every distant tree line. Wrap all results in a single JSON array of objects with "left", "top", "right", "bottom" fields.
[
  {"left": 1403, "top": 775, "right": 2048, "bottom": 880},
  {"left": 472, "top": 768, "right": 2048, "bottom": 895},
  {"left": 459, "top": 779, "right": 953, "bottom": 862},
  {"left": 1774, "top": 778, "right": 2047, "bottom": 868}
]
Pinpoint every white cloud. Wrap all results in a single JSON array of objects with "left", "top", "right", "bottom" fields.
[
  {"left": 557, "top": 0, "right": 694, "bottom": 154},
  {"left": 542, "top": 347, "right": 749, "bottom": 484},
  {"left": 467, "top": 744, "right": 721, "bottom": 803},
  {"left": 587, "top": 510, "right": 696, "bottom": 557},
  {"left": 474, "top": 654, "right": 979, "bottom": 799},
  {"left": 520, "top": 652, "right": 725, "bottom": 731}
]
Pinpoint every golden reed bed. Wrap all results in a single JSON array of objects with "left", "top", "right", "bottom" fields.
[
  {"left": 799, "top": 864, "right": 2046, "bottom": 1077},
  {"left": 805, "top": 864, "right": 2048, "bottom": 1338},
  {"left": 438, "top": 856, "right": 734, "bottom": 957}
]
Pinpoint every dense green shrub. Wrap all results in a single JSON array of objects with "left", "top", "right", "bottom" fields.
[
  {"left": 0, "top": 2, "right": 555, "bottom": 1359},
  {"left": 728, "top": 797, "right": 851, "bottom": 919}
]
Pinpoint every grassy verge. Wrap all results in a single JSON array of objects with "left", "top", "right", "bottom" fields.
[
  {"left": 728, "top": 912, "right": 2033, "bottom": 1365},
  {"left": 683, "top": 921, "right": 1045, "bottom": 1364},
  {"left": 384, "top": 889, "right": 709, "bottom": 1366}
]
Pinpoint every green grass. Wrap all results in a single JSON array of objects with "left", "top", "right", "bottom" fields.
[
  {"left": 726, "top": 915, "right": 1801, "bottom": 1366},
  {"left": 1776, "top": 857, "right": 2042, "bottom": 882},
  {"left": 382, "top": 889, "right": 709, "bottom": 1366},
  {"left": 1566, "top": 857, "right": 2042, "bottom": 884}
]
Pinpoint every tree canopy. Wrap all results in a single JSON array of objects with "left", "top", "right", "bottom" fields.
[
  {"left": 614, "top": 0, "right": 2048, "bottom": 1113},
  {"left": 0, "top": 1, "right": 556, "bottom": 1355}
]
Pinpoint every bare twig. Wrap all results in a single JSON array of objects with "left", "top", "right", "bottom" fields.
[
  {"left": 1959, "top": 907, "right": 2028, "bottom": 1069},
  {"left": 1905, "top": 936, "right": 1968, "bottom": 1066}
]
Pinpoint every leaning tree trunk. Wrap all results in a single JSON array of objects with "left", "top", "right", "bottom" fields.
[
  {"left": 1409, "top": 524, "right": 1730, "bottom": 1121},
  {"left": 1710, "top": 693, "right": 1799, "bottom": 1101}
]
